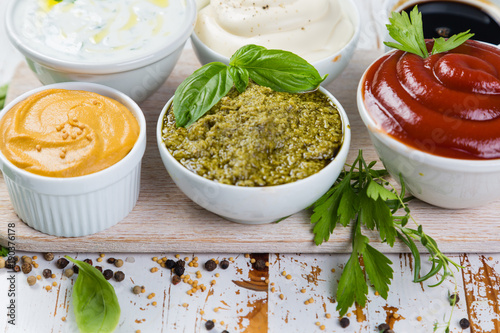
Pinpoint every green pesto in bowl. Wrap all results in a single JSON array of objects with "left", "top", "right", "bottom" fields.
[{"left": 161, "top": 82, "right": 343, "bottom": 186}]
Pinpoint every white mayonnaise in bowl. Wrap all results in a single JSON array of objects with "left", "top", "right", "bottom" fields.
[
  {"left": 5, "top": 0, "right": 197, "bottom": 102},
  {"left": 191, "top": 0, "right": 360, "bottom": 86}
]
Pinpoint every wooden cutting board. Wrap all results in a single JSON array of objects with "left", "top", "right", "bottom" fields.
[{"left": 1, "top": 48, "right": 499, "bottom": 253}]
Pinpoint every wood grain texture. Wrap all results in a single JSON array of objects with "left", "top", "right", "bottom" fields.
[{"left": 1, "top": 48, "right": 500, "bottom": 253}]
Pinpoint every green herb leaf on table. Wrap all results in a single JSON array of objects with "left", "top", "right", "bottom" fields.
[
  {"left": 0, "top": 245, "right": 9, "bottom": 257},
  {"left": 0, "top": 84, "right": 8, "bottom": 110},
  {"left": 66, "top": 256, "right": 120, "bottom": 333},
  {"left": 311, "top": 150, "right": 462, "bottom": 321},
  {"left": 384, "top": 5, "right": 474, "bottom": 58},
  {"left": 173, "top": 44, "right": 326, "bottom": 127}
]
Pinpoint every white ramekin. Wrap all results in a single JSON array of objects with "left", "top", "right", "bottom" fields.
[
  {"left": 157, "top": 87, "right": 351, "bottom": 224},
  {"left": 357, "top": 51, "right": 500, "bottom": 209},
  {"left": 5, "top": 0, "right": 197, "bottom": 102},
  {"left": 0, "top": 82, "right": 147, "bottom": 236},
  {"left": 190, "top": 0, "right": 360, "bottom": 86}
]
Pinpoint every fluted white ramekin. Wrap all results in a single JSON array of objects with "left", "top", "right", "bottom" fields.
[{"left": 0, "top": 82, "right": 146, "bottom": 237}]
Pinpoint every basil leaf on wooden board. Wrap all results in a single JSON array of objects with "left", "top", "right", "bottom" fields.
[
  {"left": 173, "top": 62, "right": 233, "bottom": 127},
  {"left": 66, "top": 256, "right": 120, "bottom": 333}
]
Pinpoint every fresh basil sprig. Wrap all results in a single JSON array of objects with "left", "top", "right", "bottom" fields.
[
  {"left": 173, "top": 44, "right": 327, "bottom": 127},
  {"left": 66, "top": 256, "right": 121, "bottom": 333}
]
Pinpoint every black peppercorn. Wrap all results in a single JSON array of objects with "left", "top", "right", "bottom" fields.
[
  {"left": 114, "top": 271, "right": 125, "bottom": 282},
  {"left": 95, "top": 266, "right": 103, "bottom": 273},
  {"left": 385, "top": 330, "right": 394, "bottom": 333},
  {"left": 13, "top": 256, "right": 19, "bottom": 263},
  {"left": 459, "top": 318, "right": 470, "bottom": 329},
  {"left": 205, "top": 259, "right": 217, "bottom": 272},
  {"left": 222, "top": 331, "right": 229, "bottom": 333},
  {"left": 174, "top": 265, "right": 185, "bottom": 277},
  {"left": 449, "top": 293, "right": 460, "bottom": 305},
  {"left": 107, "top": 257, "right": 116, "bottom": 264},
  {"left": 13, "top": 265, "right": 20, "bottom": 272},
  {"left": 43, "top": 268, "right": 52, "bottom": 279},
  {"left": 56, "top": 258, "right": 69, "bottom": 269},
  {"left": 165, "top": 259, "right": 176, "bottom": 269},
  {"left": 254, "top": 259, "right": 266, "bottom": 271},
  {"left": 83, "top": 259, "right": 93, "bottom": 266},
  {"left": 103, "top": 269, "right": 113, "bottom": 280},
  {"left": 5, "top": 258, "right": 16, "bottom": 269},
  {"left": 220, "top": 260, "right": 230, "bottom": 270},
  {"left": 43, "top": 252, "right": 54, "bottom": 261},
  {"left": 72, "top": 265, "right": 79, "bottom": 274},
  {"left": 176, "top": 260, "right": 186, "bottom": 268},
  {"left": 205, "top": 320, "right": 215, "bottom": 330},
  {"left": 339, "top": 317, "right": 350, "bottom": 328},
  {"left": 172, "top": 275, "right": 181, "bottom": 285},
  {"left": 21, "top": 263, "right": 32, "bottom": 274},
  {"left": 378, "top": 323, "right": 390, "bottom": 332}
]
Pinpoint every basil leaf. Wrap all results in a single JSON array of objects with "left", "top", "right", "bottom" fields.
[
  {"left": 229, "top": 66, "right": 249, "bottom": 93},
  {"left": 230, "top": 44, "right": 327, "bottom": 93},
  {"left": 66, "top": 256, "right": 120, "bottom": 333},
  {"left": 173, "top": 62, "right": 233, "bottom": 127}
]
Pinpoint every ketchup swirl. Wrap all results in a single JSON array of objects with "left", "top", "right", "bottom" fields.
[{"left": 362, "top": 40, "right": 500, "bottom": 159}]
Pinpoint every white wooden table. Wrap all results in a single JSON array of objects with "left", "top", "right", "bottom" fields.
[{"left": 1, "top": 0, "right": 500, "bottom": 332}]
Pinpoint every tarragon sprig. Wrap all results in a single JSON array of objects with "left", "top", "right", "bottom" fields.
[
  {"left": 311, "top": 150, "right": 462, "bottom": 330},
  {"left": 384, "top": 5, "right": 474, "bottom": 58}
]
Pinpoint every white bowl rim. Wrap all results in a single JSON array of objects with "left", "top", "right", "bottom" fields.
[
  {"left": 357, "top": 46, "right": 500, "bottom": 171},
  {"left": 5, "top": 0, "right": 197, "bottom": 74},
  {"left": 156, "top": 86, "right": 351, "bottom": 191},
  {"left": 0, "top": 82, "right": 147, "bottom": 185},
  {"left": 191, "top": 0, "right": 361, "bottom": 67}
]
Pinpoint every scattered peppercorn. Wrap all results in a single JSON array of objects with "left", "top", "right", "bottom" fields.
[
  {"left": 103, "top": 269, "right": 113, "bottom": 280},
  {"left": 72, "top": 265, "right": 79, "bottom": 274},
  {"left": 378, "top": 323, "right": 390, "bottom": 332},
  {"left": 205, "top": 320, "right": 215, "bottom": 330},
  {"left": 449, "top": 293, "right": 460, "bottom": 305},
  {"left": 165, "top": 259, "right": 176, "bottom": 269},
  {"left": 253, "top": 259, "right": 266, "bottom": 271},
  {"left": 0, "top": 258, "right": 5, "bottom": 269},
  {"left": 27, "top": 276, "right": 37, "bottom": 286},
  {"left": 107, "top": 258, "right": 116, "bottom": 264},
  {"left": 133, "top": 286, "right": 142, "bottom": 294},
  {"left": 114, "top": 259, "right": 124, "bottom": 268},
  {"left": 43, "top": 269, "right": 52, "bottom": 279},
  {"left": 56, "top": 258, "right": 69, "bottom": 269},
  {"left": 114, "top": 271, "right": 125, "bottom": 282},
  {"left": 95, "top": 266, "right": 103, "bottom": 273},
  {"left": 220, "top": 259, "right": 230, "bottom": 270},
  {"left": 5, "top": 258, "right": 16, "bottom": 269},
  {"left": 174, "top": 265, "right": 185, "bottom": 277},
  {"left": 13, "top": 265, "right": 20, "bottom": 272},
  {"left": 22, "top": 256, "right": 32, "bottom": 265},
  {"left": 43, "top": 252, "right": 55, "bottom": 261},
  {"left": 339, "top": 317, "right": 350, "bottom": 328},
  {"left": 64, "top": 269, "right": 74, "bottom": 278},
  {"left": 13, "top": 256, "right": 19, "bottom": 263},
  {"left": 83, "top": 259, "right": 93, "bottom": 266},
  {"left": 386, "top": 330, "right": 394, "bottom": 333},
  {"left": 21, "top": 263, "right": 32, "bottom": 274},
  {"left": 460, "top": 318, "right": 470, "bottom": 329},
  {"left": 176, "top": 260, "right": 186, "bottom": 268},
  {"left": 222, "top": 331, "right": 229, "bottom": 333},
  {"left": 172, "top": 275, "right": 181, "bottom": 285},
  {"left": 204, "top": 259, "right": 217, "bottom": 272}
]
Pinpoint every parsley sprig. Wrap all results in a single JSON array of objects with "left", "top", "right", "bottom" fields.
[
  {"left": 384, "top": 5, "right": 474, "bottom": 58},
  {"left": 311, "top": 150, "right": 462, "bottom": 322}
]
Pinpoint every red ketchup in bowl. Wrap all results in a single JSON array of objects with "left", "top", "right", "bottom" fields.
[{"left": 362, "top": 39, "right": 500, "bottom": 160}]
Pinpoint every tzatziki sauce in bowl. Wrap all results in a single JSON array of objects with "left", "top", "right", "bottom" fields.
[{"left": 6, "top": 0, "right": 197, "bottom": 102}]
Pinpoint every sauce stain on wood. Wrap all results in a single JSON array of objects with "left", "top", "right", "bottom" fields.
[
  {"left": 383, "top": 305, "right": 404, "bottom": 329},
  {"left": 301, "top": 265, "right": 323, "bottom": 286},
  {"left": 237, "top": 298, "right": 268, "bottom": 333},
  {"left": 462, "top": 254, "right": 500, "bottom": 332}
]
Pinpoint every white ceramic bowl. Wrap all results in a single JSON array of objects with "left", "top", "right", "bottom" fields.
[
  {"left": 157, "top": 87, "right": 351, "bottom": 224},
  {"left": 5, "top": 0, "right": 197, "bottom": 103},
  {"left": 0, "top": 82, "right": 147, "bottom": 236},
  {"left": 357, "top": 52, "right": 500, "bottom": 209},
  {"left": 191, "top": 0, "right": 360, "bottom": 86}
]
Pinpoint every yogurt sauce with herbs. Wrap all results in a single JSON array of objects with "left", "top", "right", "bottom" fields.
[
  {"left": 195, "top": 0, "right": 354, "bottom": 62},
  {"left": 14, "top": 0, "right": 188, "bottom": 64}
]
